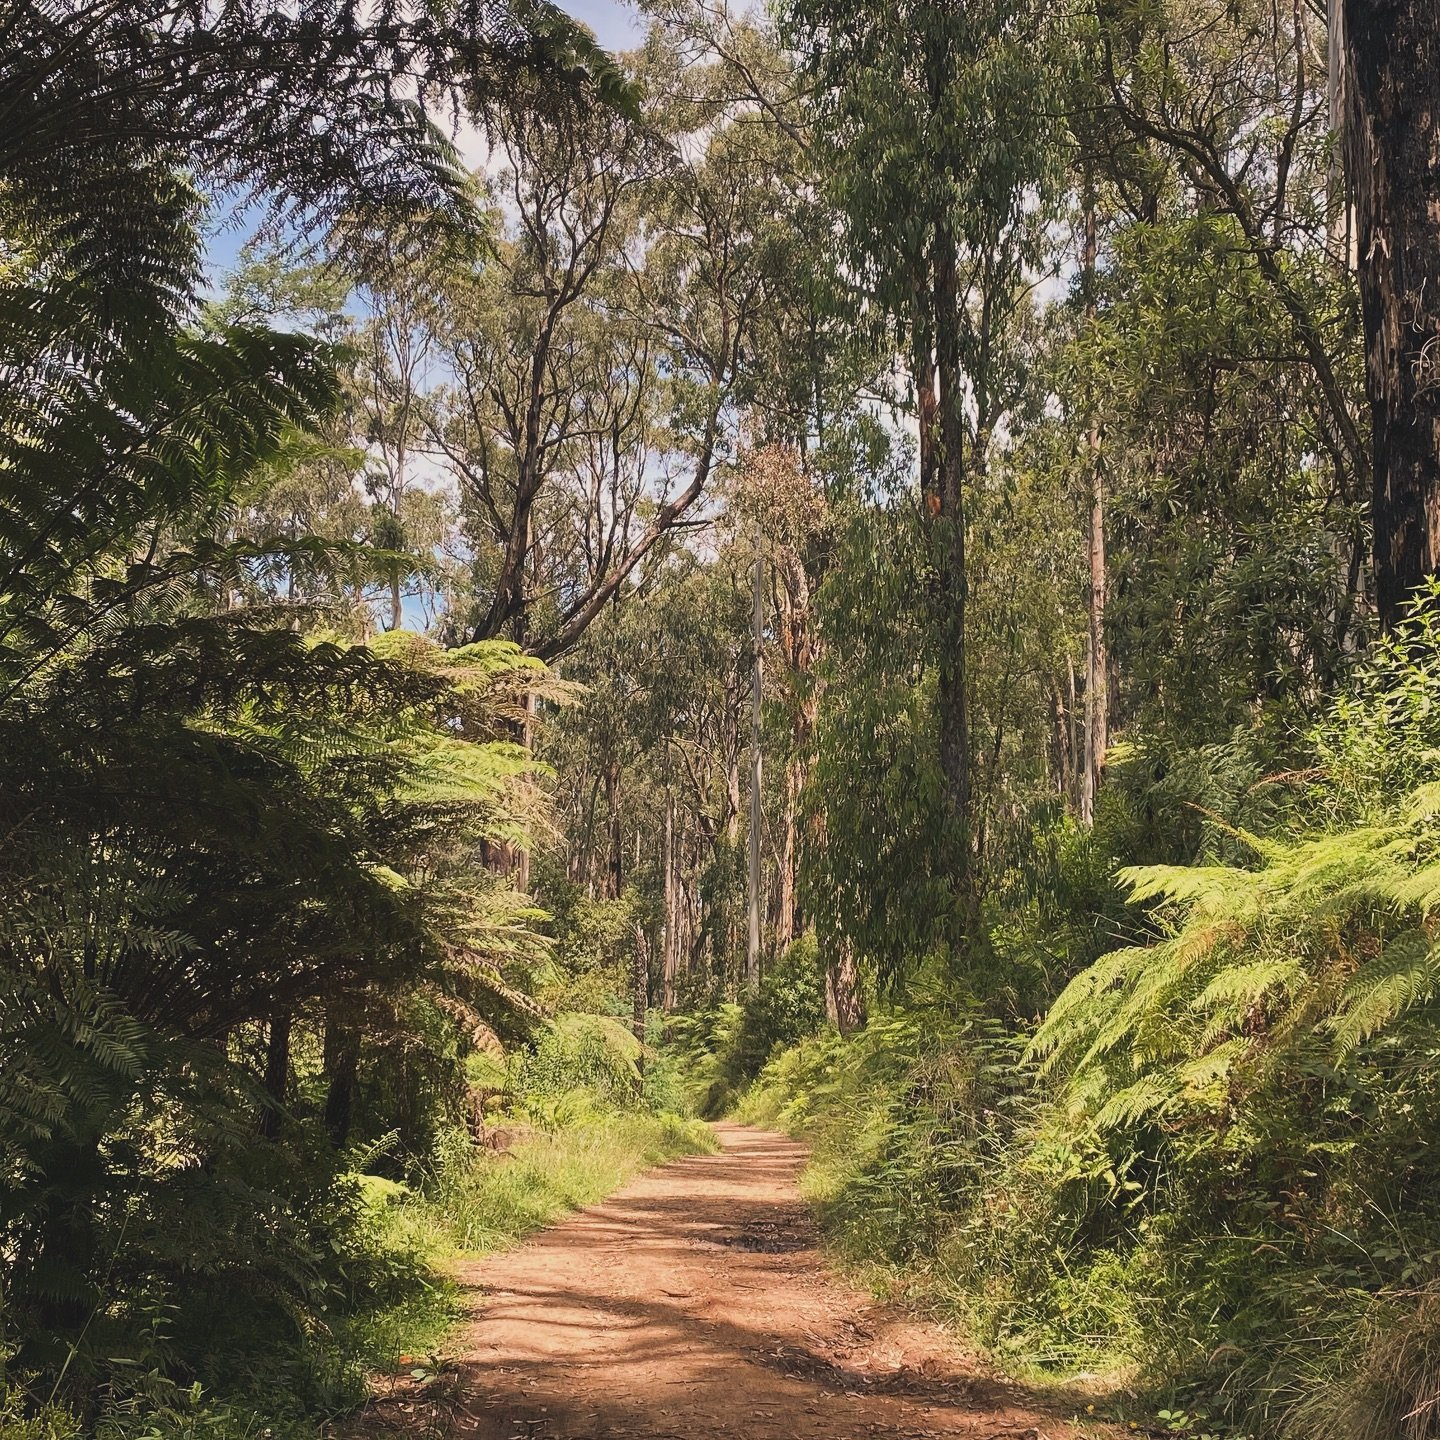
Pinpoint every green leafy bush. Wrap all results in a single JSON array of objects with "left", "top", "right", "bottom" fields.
[
  {"left": 735, "top": 591, "right": 1440, "bottom": 1437},
  {"left": 667, "top": 940, "right": 830, "bottom": 1115},
  {"left": 512, "top": 1012, "right": 645, "bottom": 1116}
]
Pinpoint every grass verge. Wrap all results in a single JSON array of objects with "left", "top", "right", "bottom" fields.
[{"left": 339, "top": 1111, "right": 717, "bottom": 1428}]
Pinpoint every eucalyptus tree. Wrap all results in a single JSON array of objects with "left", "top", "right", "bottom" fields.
[
  {"left": 541, "top": 552, "right": 752, "bottom": 1003},
  {"left": 1087, "top": 0, "right": 1367, "bottom": 637},
  {"left": 419, "top": 101, "right": 664, "bottom": 653},
  {"left": 784, "top": 0, "right": 1063, "bottom": 926},
  {"left": 404, "top": 50, "right": 789, "bottom": 662},
  {"left": 1065, "top": 0, "right": 1368, "bottom": 749}
]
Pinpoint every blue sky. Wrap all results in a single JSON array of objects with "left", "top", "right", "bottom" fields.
[{"left": 568, "top": 0, "right": 644, "bottom": 50}]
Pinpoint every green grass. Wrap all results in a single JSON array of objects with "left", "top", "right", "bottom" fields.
[
  {"left": 431, "top": 1111, "right": 717, "bottom": 1253},
  {"left": 346, "top": 1109, "right": 717, "bottom": 1378}
]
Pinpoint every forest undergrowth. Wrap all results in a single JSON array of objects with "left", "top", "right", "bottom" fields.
[
  {"left": 669, "top": 594, "right": 1440, "bottom": 1440},
  {"left": 0, "top": 1017, "right": 710, "bottom": 1440},
  {"left": 7, "top": 0, "right": 1440, "bottom": 1437}
]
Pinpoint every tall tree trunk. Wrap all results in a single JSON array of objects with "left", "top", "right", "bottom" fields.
[
  {"left": 747, "top": 547, "right": 764, "bottom": 993},
  {"left": 1084, "top": 496, "right": 1108, "bottom": 811},
  {"left": 260, "top": 1010, "right": 291, "bottom": 1141},
  {"left": 662, "top": 783, "right": 678, "bottom": 1011},
  {"left": 605, "top": 759, "right": 623, "bottom": 899},
  {"left": 914, "top": 315, "right": 940, "bottom": 510},
  {"left": 1048, "top": 677, "right": 1073, "bottom": 800},
  {"left": 933, "top": 225, "right": 973, "bottom": 915},
  {"left": 777, "top": 756, "right": 801, "bottom": 953},
  {"left": 511, "top": 689, "right": 535, "bottom": 893},
  {"left": 1344, "top": 0, "right": 1440, "bottom": 626},
  {"left": 774, "top": 532, "right": 818, "bottom": 954},
  {"left": 323, "top": 1019, "right": 361, "bottom": 1147},
  {"left": 1327, "top": 0, "right": 1353, "bottom": 263},
  {"left": 631, "top": 922, "right": 649, "bottom": 1071},
  {"left": 388, "top": 432, "right": 406, "bottom": 632},
  {"left": 1082, "top": 196, "right": 1109, "bottom": 823}
]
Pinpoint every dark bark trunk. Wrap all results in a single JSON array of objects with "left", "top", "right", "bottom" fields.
[
  {"left": 260, "top": 1010, "right": 291, "bottom": 1141},
  {"left": 323, "top": 1020, "right": 361, "bottom": 1148},
  {"left": 1344, "top": 0, "right": 1440, "bottom": 625},
  {"left": 1082, "top": 195, "right": 1108, "bottom": 823},
  {"left": 605, "top": 759, "right": 623, "bottom": 899}
]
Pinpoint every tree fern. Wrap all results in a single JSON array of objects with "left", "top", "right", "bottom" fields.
[{"left": 1035, "top": 596, "right": 1440, "bottom": 1134}]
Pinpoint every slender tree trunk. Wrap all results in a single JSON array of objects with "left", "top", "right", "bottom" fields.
[
  {"left": 1079, "top": 194, "right": 1109, "bottom": 825},
  {"left": 933, "top": 225, "right": 973, "bottom": 916},
  {"left": 1051, "top": 678, "right": 1075, "bottom": 800},
  {"left": 777, "top": 758, "right": 801, "bottom": 952},
  {"left": 1344, "top": 0, "right": 1440, "bottom": 626},
  {"left": 1085, "top": 477, "right": 1108, "bottom": 814},
  {"left": 747, "top": 546, "right": 764, "bottom": 993},
  {"left": 914, "top": 317, "right": 940, "bottom": 511},
  {"left": 662, "top": 783, "right": 678, "bottom": 1011},
  {"left": 387, "top": 425, "right": 407, "bottom": 633},
  {"left": 260, "top": 1010, "right": 291, "bottom": 1141},
  {"left": 774, "top": 538, "right": 817, "bottom": 954},
  {"left": 1065, "top": 650, "right": 1081, "bottom": 806},
  {"left": 580, "top": 770, "right": 601, "bottom": 897},
  {"left": 514, "top": 689, "right": 535, "bottom": 894},
  {"left": 631, "top": 923, "right": 649, "bottom": 1064},
  {"left": 1327, "top": 0, "right": 1354, "bottom": 264},
  {"left": 605, "top": 759, "right": 623, "bottom": 900},
  {"left": 323, "top": 1019, "right": 361, "bottom": 1147}
]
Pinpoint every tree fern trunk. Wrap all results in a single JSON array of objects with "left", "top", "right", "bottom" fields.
[
  {"left": 260, "top": 1010, "right": 291, "bottom": 1141},
  {"left": 323, "top": 1020, "right": 361, "bottom": 1147}
]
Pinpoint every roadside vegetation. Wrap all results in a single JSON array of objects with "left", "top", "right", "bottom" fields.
[
  {"left": 671, "top": 598, "right": 1440, "bottom": 1435},
  {"left": 1, "top": 1005, "right": 708, "bottom": 1440}
]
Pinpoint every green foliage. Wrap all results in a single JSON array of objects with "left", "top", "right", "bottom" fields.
[
  {"left": 1034, "top": 591, "right": 1440, "bottom": 1134},
  {"left": 718, "top": 601, "right": 1440, "bottom": 1436},
  {"left": 411, "top": 1112, "right": 715, "bottom": 1256},
  {"left": 513, "top": 1012, "right": 646, "bottom": 1117},
  {"left": 0, "top": 0, "right": 1427, "bottom": 1437},
  {"left": 667, "top": 940, "right": 830, "bottom": 1115},
  {"left": 0, "top": 1107, "right": 713, "bottom": 1439},
  {"left": 804, "top": 498, "right": 954, "bottom": 984},
  {"left": 0, "top": 10, "right": 574, "bottom": 1416},
  {"left": 533, "top": 888, "right": 644, "bottom": 1016}
]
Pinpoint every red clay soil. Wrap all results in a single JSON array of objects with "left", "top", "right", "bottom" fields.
[{"left": 361, "top": 1123, "right": 1088, "bottom": 1440}]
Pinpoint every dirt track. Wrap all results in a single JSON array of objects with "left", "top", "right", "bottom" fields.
[{"left": 367, "top": 1123, "right": 1083, "bottom": 1440}]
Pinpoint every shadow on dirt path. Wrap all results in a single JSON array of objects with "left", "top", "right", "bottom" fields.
[{"left": 357, "top": 1123, "right": 1088, "bottom": 1440}]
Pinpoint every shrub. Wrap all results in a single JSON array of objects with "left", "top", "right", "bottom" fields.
[
  {"left": 512, "top": 1012, "right": 644, "bottom": 1117},
  {"left": 667, "top": 939, "right": 829, "bottom": 1115}
]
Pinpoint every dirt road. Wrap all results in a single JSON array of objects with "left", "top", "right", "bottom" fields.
[{"left": 370, "top": 1124, "right": 1083, "bottom": 1440}]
